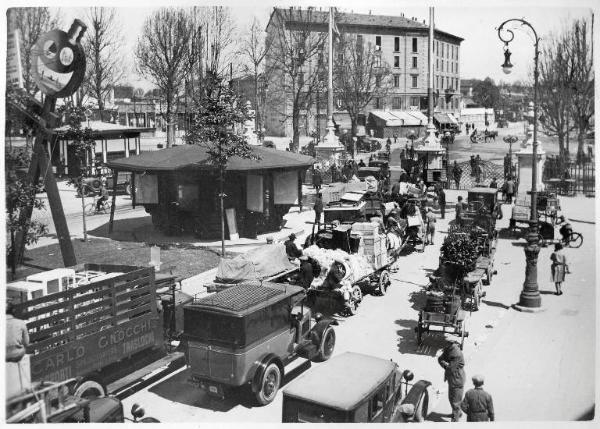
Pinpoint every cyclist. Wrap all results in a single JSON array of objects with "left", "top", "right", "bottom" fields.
[
  {"left": 559, "top": 220, "right": 573, "bottom": 245},
  {"left": 96, "top": 182, "right": 109, "bottom": 212}
]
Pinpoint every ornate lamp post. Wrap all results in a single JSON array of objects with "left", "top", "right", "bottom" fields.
[
  {"left": 497, "top": 18, "right": 543, "bottom": 310},
  {"left": 503, "top": 134, "right": 519, "bottom": 179}
]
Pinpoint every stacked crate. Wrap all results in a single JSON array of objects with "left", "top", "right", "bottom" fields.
[{"left": 352, "top": 222, "right": 388, "bottom": 268}]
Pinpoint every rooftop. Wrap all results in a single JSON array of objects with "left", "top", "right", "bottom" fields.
[{"left": 283, "top": 352, "right": 398, "bottom": 410}]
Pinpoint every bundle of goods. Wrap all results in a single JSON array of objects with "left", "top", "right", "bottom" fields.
[
  {"left": 303, "top": 245, "right": 374, "bottom": 287},
  {"left": 424, "top": 291, "right": 461, "bottom": 314},
  {"left": 351, "top": 222, "right": 389, "bottom": 268}
]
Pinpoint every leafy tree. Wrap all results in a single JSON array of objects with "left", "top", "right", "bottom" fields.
[
  {"left": 5, "top": 150, "right": 48, "bottom": 278},
  {"left": 136, "top": 8, "right": 193, "bottom": 147},
  {"left": 185, "top": 75, "right": 257, "bottom": 256},
  {"left": 56, "top": 103, "right": 97, "bottom": 242},
  {"left": 472, "top": 77, "right": 500, "bottom": 109},
  {"left": 334, "top": 33, "right": 392, "bottom": 135}
]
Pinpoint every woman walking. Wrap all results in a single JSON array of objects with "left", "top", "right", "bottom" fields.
[{"left": 550, "top": 243, "right": 569, "bottom": 295}]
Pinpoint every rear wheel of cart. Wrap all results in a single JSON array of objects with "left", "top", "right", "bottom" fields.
[
  {"left": 378, "top": 270, "right": 390, "bottom": 295},
  {"left": 316, "top": 325, "right": 336, "bottom": 362},
  {"left": 255, "top": 363, "right": 281, "bottom": 405},
  {"left": 74, "top": 378, "right": 107, "bottom": 399},
  {"left": 568, "top": 232, "right": 583, "bottom": 248}
]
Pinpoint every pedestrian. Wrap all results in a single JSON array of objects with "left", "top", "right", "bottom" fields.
[
  {"left": 386, "top": 136, "right": 392, "bottom": 148},
  {"left": 313, "top": 192, "right": 323, "bottom": 236},
  {"left": 393, "top": 132, "right": 398, "bottom": 143},
  {"left": 455, "top": 195, "right": 464, "bottom": 227},
  {"left": 358, "top": 159, "right": 366, "bottom": 168},
  {"left": 425, "top": 207, "right": 436, "bottom": 245},
  {"left": 469, "top": 155, "right": 476, "bottom": 177},
  {"left": 489, "top": 177, "right": 498, "bottom": 188},
  {"left": 461, "top": 375, "right": 495, "bottom": 422},
  {"left": 550, "top": 243, "right": 569, "bottom": 295},
  {"left": 96, "top": 182, "right": 109, "bottom": 212},
  {"left": 438, "top": 188, "right": 446, "bottom": 219},
  {"left": 312, "top": 167, "right": 322, "bottom": 191},
  {"left": 6, "top": 301, "right": 31, "bottom": 398},
  {"left": 438, "top": 341, "right": 466, "bottom": 422},
  {"left": 475, "top": 163, "right": 482, "bottom": 184},
  {"left": 452, "top": 161, "right": 463, "bottom": 189},
  {"left": 466, "top": 123, "right": 470, "bottom": 134},
  {"left": 505, "top": 176, "right": 515, "bottom": 204}
]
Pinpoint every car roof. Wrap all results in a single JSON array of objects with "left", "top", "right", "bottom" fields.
[
  {"left": 283, "top": 352, "right": 397, "bottom": 410},
  {"left": 468, "top": 187, "right": 498, "bottom": 195},
  {"left": 186, "top": 281, "right": 305, "bottom": 316}
]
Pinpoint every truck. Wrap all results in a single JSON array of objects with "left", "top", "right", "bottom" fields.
[
  {"left": 9, "top": 264, "right": 165, "bottom": 401},
  {"left": 184, "top": 282, "right": 338, "bottom": 405}
]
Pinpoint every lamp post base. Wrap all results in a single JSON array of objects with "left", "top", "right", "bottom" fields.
[
  {"left": 513, "top": 302, "right": 546, "bottom": 313},
  {"left": 516, "top": 227, "right": 543, "bottom": 309}
]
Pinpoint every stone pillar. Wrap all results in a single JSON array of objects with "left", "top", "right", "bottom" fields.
[{"left": 516, "top": 123, "right": 545, "bottom": 196}]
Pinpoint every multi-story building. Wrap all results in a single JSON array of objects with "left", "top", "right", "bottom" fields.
[{"left": 264, "top": 7, "right": 463, "bottom": 137}]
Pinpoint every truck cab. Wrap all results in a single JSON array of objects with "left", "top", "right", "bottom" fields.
[
  {"left": 282, "top": 352, "right": 431, "bottom": 423},
  {"left": 184, "top": 282, "right": 337, "bottom": 405}
]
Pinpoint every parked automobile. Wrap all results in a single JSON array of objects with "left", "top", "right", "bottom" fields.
[
  {"left": 357, "top": 136, "right": 381, "bottom": 153},
  {"left": 282, "top": 352, "right": 431, "bottom": 423},
  {"left": 184, "top": 282, "right": 338, "bottom": 405}
]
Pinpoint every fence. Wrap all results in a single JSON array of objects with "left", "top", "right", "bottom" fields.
[{"left": 542, "top": 158, "right": 595, "bottom": 196}]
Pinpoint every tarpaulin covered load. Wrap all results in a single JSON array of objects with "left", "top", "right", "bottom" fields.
[{"left": 215, "top": 243, "right": 296, "bottom": 283}]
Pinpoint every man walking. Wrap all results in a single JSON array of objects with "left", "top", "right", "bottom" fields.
[
  {"left": 452, "top": 161, "right": 463, "bottom": 189},
  {"left": 461, "top": 375, "right": 495, "bottom": 422},
  {"left": 313, "top": 192, "right": 323, "bottom": 236},
  {"left": 438, "top": 341, "right": 466, "bottom": 422},
  {"left": 505, "top": 176, "right": 515, "bottom": 203},
  {"left": 438, "top": 187, "right": 446, "bottom": 219},
  {"left": 425, "top": 207, "right": 436, "bottom": 245},
  {"left": 312, "top": 167, "right": 322, "bottom": 191}
]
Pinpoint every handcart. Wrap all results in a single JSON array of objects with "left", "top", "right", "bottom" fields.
[{"left": 415, "top": 292, "right": 468, "bottom": 349}]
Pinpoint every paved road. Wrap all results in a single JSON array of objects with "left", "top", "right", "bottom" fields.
[{"left": 119, "top": 192, "right": 596, "bottom": 423}]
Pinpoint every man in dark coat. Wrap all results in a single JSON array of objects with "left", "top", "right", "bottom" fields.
[
  {"left": 312, "top": 168, "right": 322, "bottom": 191},
  {"left": 455, "top": 195, "right": 464, "bottom": 226},
  {"left": 461, "top": 375, "right": 495, "bottom": 422},
  {"left": 313, "top": 192, "right": 323, "bottom": 235},
  {"left": 438, "top": 188, "right": 446, "bottom": 219},
  {"left": 438, "top": 341, "right": 466, "bottom": 422},
  {"left": 298, "top": 255, "right": 314, "bottom": 289},
  {"left": 284, "top": 233, "right": 303, "bottom": 259},
  {"left": 452, "top": 161, "right": 462, "bottom": 189}
]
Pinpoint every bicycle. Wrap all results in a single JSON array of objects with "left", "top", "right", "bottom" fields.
[
  {"left": 563, "top": 231, "right": 583, "bottom": 248},
  {"left": 85, "top": 198, "right": 112, "bottom": 215}
]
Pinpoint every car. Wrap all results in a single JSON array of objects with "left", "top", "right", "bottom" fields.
[
  {"left": 184, "top": 282, "right": 338, "bottom": 405},
  {"left": 357, "top": 136, "right": 382, "bottom": 153},
  {"left": 282, "top": 352, "right": 431, "bottom": 423}
]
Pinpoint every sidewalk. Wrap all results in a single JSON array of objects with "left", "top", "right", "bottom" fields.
[{"left": 431, "top": 194, "right": 596, "bottom": 421}]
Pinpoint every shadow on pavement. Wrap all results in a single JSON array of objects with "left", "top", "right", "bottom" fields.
[
  {"left": 539, "top": 290, "right": 558, "bottom": 295},
  {"left": 395, "top": 319, "right": 446, "bottom": 357},
  {"left": 426, "top": 411, "right": 450, "bottom": 422},
  {"left": 481, "top": 299, "right": 510, "bottom": 310},
  {"left": 147, "top": 360, "right": 313, "bottom": 412}
]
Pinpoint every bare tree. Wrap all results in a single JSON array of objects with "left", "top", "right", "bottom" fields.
[
  {"left": 334, "top": 33, "right": 392, "bottom": 135},
  {"left": 538, "top": 31, "right": 574, "bottom": 157},
  {"left": 239, "top": 17, "right": 271, "bottom": 132},
  {"left": 564, "top": 17, "right": 594, "bottom": 163},
  {"left": 136, "top": 8, "right": 193, "bottom": 147},
  {"left": 265, "top": 8, "right": 327, "bottom": 151},
  {"left": 82, "top": 7, "right": 125, "bottom": 119},
  {"left": 8, "top": 7, "right": 60, "bottom": 97}
]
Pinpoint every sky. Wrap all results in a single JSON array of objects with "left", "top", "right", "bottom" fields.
[{"left": 4, "top": 0, "right": 596, "bottom": 91}]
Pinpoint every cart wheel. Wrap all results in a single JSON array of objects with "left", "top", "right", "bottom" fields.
[
  {"left": 352, "top": 285, "right": 363, "bottom": 303},
  {"left": 378, "top": 270, "right": 390, "bottom": 295},
  {"left": 568, "top": 232, "right": 583, "bottom": 249}
]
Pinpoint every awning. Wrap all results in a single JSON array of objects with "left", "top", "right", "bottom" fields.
[
  {"left": 106, "top": 144, "right": 315, "bottom": 173},
  {"left": 434, "top": 113, "right": 458, "bottom": 125},
  {"left": 369, "top": 110, "right": 426, "bottom": 127}
]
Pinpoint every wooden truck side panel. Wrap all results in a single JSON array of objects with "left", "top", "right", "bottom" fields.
[{"left": 13, "top": 265, "right": 163, "bottom": 383}]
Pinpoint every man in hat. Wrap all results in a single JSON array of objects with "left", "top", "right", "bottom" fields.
[
  {"left": 425, "top": 207, "right": 437, "bottom": 245},
  {"left": 461, "top": 375, "right": 495, "bottom": 422},
  {"left": 438, "top": 341, "right": 466, "bottom": 422},
  {"left": 313, "top": 192, "right": 323, "bottom": 234},
  {"left": 438, "top": 187, "right": 446, "bottom": 219},
  {"left": 284, "top": 233, "right": 302, "bottom": 259},
  {"left": 298, "top": 255, "right": 314, "bottom": 289}
]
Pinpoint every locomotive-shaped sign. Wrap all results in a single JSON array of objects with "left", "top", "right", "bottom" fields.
[{"left": 31, "top": 19, "right": 87, "bottom": 98}]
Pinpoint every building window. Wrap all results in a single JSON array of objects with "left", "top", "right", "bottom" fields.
[
  {"left": 436, "top": 76, "right": 439, "bottom": 89},
  {"left": 375, "top": 36, "right": 381, "bottom": 50},
  {"left": 412, "top": 37, "right": 417, "bottom": 53},
  {"left": 436, "top": 58, "right": 439, "bottom": 70},
  {"left": 394, "top": 56, "right": 400, "bottom": 67},
  {"left": 392, "top": 97, "right": 401, "bottom": 109},
  {"left": 375, "top": 97, "right": 382, "bottom": 109},
  {"left": 441, "top": 77, "right": 444, "bottom": 89},
  {"left": 412, "top": 57, "right": 417, "bottom": 68},
  {"left": 410, "top": 96, "right": 420, "bottom": 107},
  {"left": 394, "top": 75, "right": 400, "bottom": 87},
  {"left": 442, "top": 60, "right": 444, "bottom": 72},
  {"left": 394, "top": 37, "right": 400, "bottom": 52},
  {"left": 446, "top": 76, "right": 450, "bottom": 89},
  {"left": 411, "top": 75, "right": 418, "bottom": 88}
]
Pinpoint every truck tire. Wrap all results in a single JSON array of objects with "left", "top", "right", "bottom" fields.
[
  {"left": 74, "top": 378, "right": 107, "bottom": 399},
  {"left": 255, "top": 363, "right": 281, "bottom": 405},
  {"left": 315, "top": 325, "right": 336, "bottom": 362}
]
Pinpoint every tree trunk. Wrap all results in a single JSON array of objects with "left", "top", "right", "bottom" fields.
[
  {"left": 292, "top": 105, "right": 300, "bottom": 152},
  {"left": 576, "top": 132, "right": 585, "bottom": 165},
  {"left": 166, "top": 102, "right": 174, "bottom": 148},
  {"left": 80, "top": 185, "right": 88, "bottom": 242},
  {"left": 220, "top": 167, "right": 226, "bottom": 257}
]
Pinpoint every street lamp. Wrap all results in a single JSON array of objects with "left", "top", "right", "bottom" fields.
[
  {"left": 503, "top": 134, "right": 519, "bottom": 179},
  {"left": 497, "top": 18, "right": 542, "bottom": 310}
]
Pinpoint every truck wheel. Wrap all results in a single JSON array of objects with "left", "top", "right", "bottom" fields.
[
  {"left": 255, "top": 363, "right": 281, "bottom": 405},
  {"left": 315, "top": 325, "right": 336, "bottom": 362},
  {"left": 378, "top": 270, "right": 390, "bottom": 295},
  {"left": 74, "top": 379, "right": 106, "bottom": 399}
]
